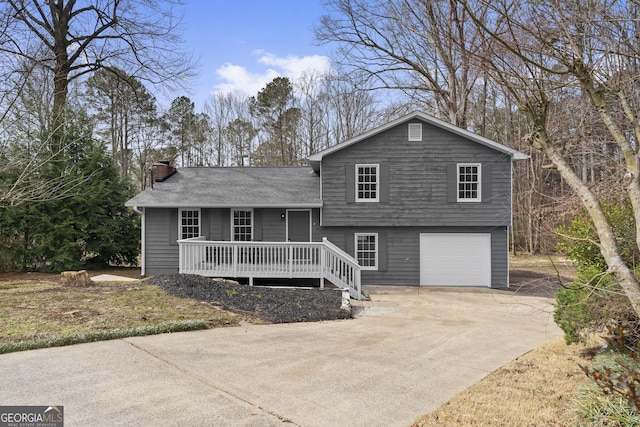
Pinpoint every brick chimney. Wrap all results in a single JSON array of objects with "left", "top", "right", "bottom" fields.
[{"left": 151, "top": 161, "right": 176, "bottom": 183}]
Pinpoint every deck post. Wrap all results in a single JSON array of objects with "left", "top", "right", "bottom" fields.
[
  {"left": 288, "top": 245, "right": 293, "bottom": 278},
  {"left": 233, "top": 244, "right": 238, "bottom": 278},
  {"left": 320, "top": 244, "right": 325, "bottom": 289}
]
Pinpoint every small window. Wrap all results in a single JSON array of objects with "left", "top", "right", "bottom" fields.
[
  {"left": 355, "top": 233, "right": 378, "bottom": 270},
  {"left": 356, "top": 164, "right": 379, "bottom": 202},
  {"left": 232, "top": 209, "right": 253, "bottom": 241},
  {"left": 457, "top": 163, "right": 481, "bottom": 201},
  {"left": 179, "top": 208, "right": 200, "bottom": 239},
  {"left": 408, "top": 123, "right": 422, "bottom": 141}
]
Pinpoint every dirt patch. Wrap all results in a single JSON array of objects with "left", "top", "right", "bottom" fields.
[
  {"left": 508, "top": 254, "right": 575, "bottom": 297},
  {"left": 0, "top": 267, "right": 141, "bottom": 282},
  {"left": 147, "top": 274, "right": 351, "bottom": 323}
]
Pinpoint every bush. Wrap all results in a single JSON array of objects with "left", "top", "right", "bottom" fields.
[
  {"left": 554, "top": 266, "right": 638, "bottom": 344},
  {"left": 557, "top": 198, "right": 639, "bottom": 272},
  {"left": 578, "top": 324, "right": 640, "bottom": 424}
]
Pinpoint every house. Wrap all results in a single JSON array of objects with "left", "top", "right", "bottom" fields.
[{"left": 125, "top": 111, "right": 528, "bottom": 297}]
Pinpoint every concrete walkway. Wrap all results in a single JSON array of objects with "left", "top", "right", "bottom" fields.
[{"left": 0, "top": 287, "right": 560, "bottom": 426}]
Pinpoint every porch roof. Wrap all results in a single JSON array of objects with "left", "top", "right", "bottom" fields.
[{"left": 125, "top": 166, "right": 321, "bottom": 208}]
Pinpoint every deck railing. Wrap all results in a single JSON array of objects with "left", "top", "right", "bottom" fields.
[{"left": 178, "top": 237, "right": 362, "bottom": 299}]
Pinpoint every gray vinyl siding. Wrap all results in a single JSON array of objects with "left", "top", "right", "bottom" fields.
[
  {"left": 319, "top": 226, "right": 509, "bottom": 288},
  {"left": 321, "top": 118, "right": 513, "bottom": 227},
  {"left": 256, "top": 208, "right": 322, "bottom": 242},
  {"left": 145, "top": 208, "right": 179, "bottom": 275},
  {"left": 144, "top": 207, "right": 323, "bottom": 275}
]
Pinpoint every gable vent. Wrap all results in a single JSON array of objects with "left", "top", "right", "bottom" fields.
[{"left": 408, "top": 123, "right": 422, "bottom": 141}]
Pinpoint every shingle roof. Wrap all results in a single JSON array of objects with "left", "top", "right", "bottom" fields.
[{"left": 125, "top": 167, "right": 321, "bottom": 208}]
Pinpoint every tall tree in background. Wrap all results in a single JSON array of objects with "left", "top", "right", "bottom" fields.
[
  {"left": 225, "top": 118, "right": 257, "bottom": 166},
  {"left": 460, "top": 0, "right": 640, "bottom": 314},
  {"left": 322, "top": 70, "right": 384, "bottom": 144},
  {"left": 164, "top": 96, "right": 196, "bottom": 167},
  {"left": 204, "top": 91, "right": 252, "bottom": 166},
  {"left": 85, "top": 67, "right": 157, "bottom": 178},
  {"left": 0, "top": 0, "right": 194, "bottom": 205},
  {"left": 0, "top": 0, "right": 194, "bottom": 129},
  {"left": 250, "top": 77, "right": 302, "bottom": 166},
  {"left": 296, "top": 70, "right": 330, "bottom": 157},
  {"left": 190, "top": 112, "right": 213, "bottom": 166},
  {"left": 316, "top": 0, "right": 490, "bottom": 127}
]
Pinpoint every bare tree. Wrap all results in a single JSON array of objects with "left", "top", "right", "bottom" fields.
[
  {"left": 316, "top": 0, "right": 491, "bottom": 127},
  {"left": 204, "top": 91, "right": 252, "bottom": 166},
  {"left": 0, "top": 0, "right": 195, "bottom": 141},
  {"left": 460, "top": 0, "right": 640, "bottom": 314},
  {"left": 321, "top": 70, "right": 383, "bottom": 146},
  {"left": 0, "top": 64, "right": 89, "bottom": 206},
  {"left": 296, "top": 70, "right": 330, "bottom": 157},
  {"left": 0, "top": 0, "right": 194, "bottom": 202}
]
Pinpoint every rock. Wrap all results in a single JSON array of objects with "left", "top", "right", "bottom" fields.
[{"left": 59, "top": 270, "right": 94, "bottom": 287}]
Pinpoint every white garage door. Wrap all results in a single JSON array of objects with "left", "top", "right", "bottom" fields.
[{"left": 420, "top": 233, "right": 491, "bottom": 287}]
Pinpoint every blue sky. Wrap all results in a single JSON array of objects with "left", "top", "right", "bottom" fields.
[{"left": 180, "top": 0, "right": 332, "bottom": 109}]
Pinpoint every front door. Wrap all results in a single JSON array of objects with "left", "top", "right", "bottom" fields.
[{"left": 287, "top": 210, "right": 311, "bottom": 242}]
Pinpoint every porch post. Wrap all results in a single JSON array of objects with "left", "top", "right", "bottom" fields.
[
  {"left": 233, "top": 244, "right": 238, "bottom": 278},
  {"left": 320, "top": 243, "right": 325, "bottom": 289},
  {"left": 288, "top": 245, "right": 293, "bottom": 278}
]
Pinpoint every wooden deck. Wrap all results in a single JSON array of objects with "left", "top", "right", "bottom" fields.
[{"left": 178, "top": 237, "right": 363, "bottom": 299}]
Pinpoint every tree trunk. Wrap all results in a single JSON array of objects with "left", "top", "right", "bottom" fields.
[{"left": 529, "top": 128, "right": 640, "bottom": 317}]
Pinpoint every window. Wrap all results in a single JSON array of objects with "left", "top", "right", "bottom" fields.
[
  {"left": 457, "top": 163, "right": 481, "bottom": 201},
  {"left": 179, "top": 209, "right": 200, "bottom": 239},
  {"left": 408, "top": 123, "right": 422, "bottom": 141},
  {"left": 232, "top": 209, "right": 252, "bottom": 241},
  {"left": 356, "top": 164, "right": 379, "bottom": 202},
  {"left": 355, "top": 233, "right": 378, "bottom": 270}
]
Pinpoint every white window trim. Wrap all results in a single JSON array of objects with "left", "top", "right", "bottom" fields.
[
  {"left": 178, "top": 208, "right": 201, "bottom": 240},
  {"left": 408, "top": 123, "right": 423, "bottom": 141},
  {"left": 355, "top": 163, "right": 380, "bottom": 203},
  {"left": 231, "top": 208, "right": 253, "bottom": 241},
  {"left": 355, "top": 232, "right": 378, "bottom": 271},
  {"left": 457, "top": 163, "right": 482, "bottom": 202}
]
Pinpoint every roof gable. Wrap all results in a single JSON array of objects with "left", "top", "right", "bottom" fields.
[{"left": 308, "top": 111, "right": 528, "bottom": 171}]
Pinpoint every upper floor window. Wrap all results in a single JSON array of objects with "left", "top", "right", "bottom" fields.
[
  {"left": 457, "top": 163, "right": 481, "bottom": 201},
  {"left": 355, "top": 233, "right": 378, "bottom": 270},
  {"left": 356, "top": 164, "right": 379, "bottom": 202},
  {"left": 179, "top": 208, "right": 200, "bottom": 239},
  {"left": 232, "top": 209, "right": 253, "bottom": 241},
  {"left": 408, "top": 123, "right": 422, "bottom": 141}
]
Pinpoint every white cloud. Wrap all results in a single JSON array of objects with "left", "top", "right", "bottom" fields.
[
  {"left": 214, "top": 63, "right": 280, "bottom": 96},
  {"left": 212, "top": 52, "right": 331, "bottom": 96}
]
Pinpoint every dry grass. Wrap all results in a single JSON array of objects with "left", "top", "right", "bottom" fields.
[
  {"left": 412, "top": 337, "right": 592, "bottom": 426},
  {"left": 0, "top": 278, "right": 241, "bottom": 351}
]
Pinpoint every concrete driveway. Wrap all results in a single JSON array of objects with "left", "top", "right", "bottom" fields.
[{"left": 0, "top": 286, "right": 560, "bottom": 426}]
